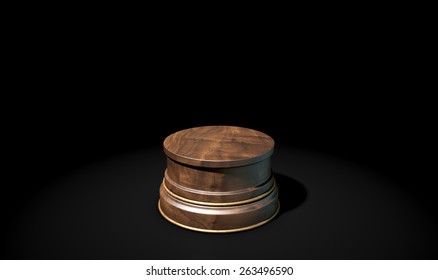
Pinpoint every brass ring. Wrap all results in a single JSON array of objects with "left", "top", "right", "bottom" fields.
[
  {"left": 162, "top": 179, "right": 276, "bottom": 207},
  {"left": 165, "top": 169, "right": 274, "bottom": 196}
]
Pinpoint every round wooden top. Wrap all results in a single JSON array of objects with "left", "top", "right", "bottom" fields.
[{"left": 163, "top": 126, "right": 275, "bottom": 168}]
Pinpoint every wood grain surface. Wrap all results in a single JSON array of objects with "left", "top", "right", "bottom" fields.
[
  {"left": 163, "top": 126, "right": 275, "bottom": 168},
  {"left": 165, "top": 157, "right": 271, "bottom": 191}
]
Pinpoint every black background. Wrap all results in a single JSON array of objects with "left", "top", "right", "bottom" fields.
[{"left": 2, "top": 24, "right": 437, "bottom": 259}]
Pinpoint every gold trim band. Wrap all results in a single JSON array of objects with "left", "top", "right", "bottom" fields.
[
  {"left": 158, "top": 200, "right": 280, "bottom": 233},
  {"left": 164, "top": 169, "right": 274, "bottom": 196},
  {"left": 162, "top": 179, "right": 276, "bottom": 207}
]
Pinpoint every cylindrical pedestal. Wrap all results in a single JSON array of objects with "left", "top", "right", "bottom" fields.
[{"left": 158, "top": 125, "right": 279, "bottom": 233}]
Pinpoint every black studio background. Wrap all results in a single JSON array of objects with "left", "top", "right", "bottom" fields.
[{"left": 2, "top": 20, "right": 437, "bottom": 259}]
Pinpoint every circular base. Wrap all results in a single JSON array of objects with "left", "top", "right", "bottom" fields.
[
  {"left": 158, "top": 200, "right": 280, "bottom": 233},
  {"left": 158, "top": 183, "right": 280, "bottom": 233}
]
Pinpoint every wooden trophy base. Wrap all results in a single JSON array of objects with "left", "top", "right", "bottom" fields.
[{"left": 158, "top": 126, "right": 279, "bottom": 233}]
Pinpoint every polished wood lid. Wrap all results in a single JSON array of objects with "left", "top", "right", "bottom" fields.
[{"left": 163, "top": 126, "right": 275, "bottom": 167}]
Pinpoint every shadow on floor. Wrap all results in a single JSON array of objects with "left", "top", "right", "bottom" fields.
[{"left": 274, "top": 172, "right": 307, "bottom": 216}]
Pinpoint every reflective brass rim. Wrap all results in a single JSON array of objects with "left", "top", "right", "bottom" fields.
[
  {"left": 162, "top": 179, "right": 276, "bottom": 206},
  {"left": 158, "top": 200, "right": 280, "bottom": 233},
  {"left": 165, "top": 169, "right": 274, "bottom": 196}
]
